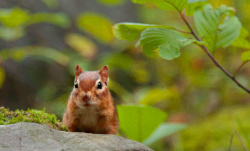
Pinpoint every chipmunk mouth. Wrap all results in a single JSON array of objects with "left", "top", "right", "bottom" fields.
[
  {"left": 74, "top": 99, "right": 91, "bottom": 108},
  {"left": 83, "top": 102, "right": 90, "bottom": 107}
]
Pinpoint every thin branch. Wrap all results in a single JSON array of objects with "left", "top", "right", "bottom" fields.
[
  {"left": 229, "top": 132, "right": 234, "bottom": 151},
  {"left": 179, "top": 10, "right": 250, "bottom": 94},
  {"left": 162, "top": 1, "right": 191, "bottom": 34},
  {"left": 229, "top": 130, "right": 249, "bottom": 151},
  {"left": 174, "top": 28, "right": 192, "bottom": 34},
  {"left": 234, "top": 62, "right": 248, "bottom": 78},
  {"left": 235, "top": 130, "right": 249, "bottom": 151},
  {"left": 180, "top": 11, "right": 201, "bottom": 40}
]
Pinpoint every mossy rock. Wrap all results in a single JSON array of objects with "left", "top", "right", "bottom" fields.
[
  {"left": 0, "top": 106, "right": 67, "bottom": 131},
  {"left": 181, "top": 106, "right": 250, "bottom": 151}
]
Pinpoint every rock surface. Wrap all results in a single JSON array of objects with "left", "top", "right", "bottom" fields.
[{"left": 0, "top": 122, "right": 152, "bottom": 151}]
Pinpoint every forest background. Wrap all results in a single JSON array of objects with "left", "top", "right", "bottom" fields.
[{"left": 0, "top": 0, "right": 250, "bottom": 150}]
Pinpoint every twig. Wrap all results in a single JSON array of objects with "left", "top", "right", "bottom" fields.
[
  {"left": 234, "top": 62, "right": 248, "bottom": 78},
  {"left": 179, "top": 10, "right": 250, "bottom": 94},
  {"left": 229, "top": 130, "right": 249, "bottom": 151},
  {"left": 229, "top": 132, "right": 234, "bottom": 151},
  {"left": 174, "top": 28, "right": 192, "bottom": 34}
]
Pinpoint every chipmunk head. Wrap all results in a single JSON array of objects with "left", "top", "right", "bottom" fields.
[{"left": 72, "top": 65, "right": 109, "bottom": 108}]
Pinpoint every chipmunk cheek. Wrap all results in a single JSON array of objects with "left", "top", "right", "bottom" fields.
[
  {"left": 72, "top": 90, "right": 78, "bottom": 98},
  {"left": 94, "top": 90, "right": 100, "bottom": 97},
  {"left": 96, "top": 88, "right": 108, "bottom": 98}
]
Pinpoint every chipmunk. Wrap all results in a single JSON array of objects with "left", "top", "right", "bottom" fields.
[{"left": 62, "top": 65, "right": 119, "bottom": 134}]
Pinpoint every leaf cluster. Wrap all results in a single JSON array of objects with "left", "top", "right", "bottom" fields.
[
  {"left": 113, "top": 0, "right": 250, "bottom": 93},
  {"left": 112, "top": 0, "right": 250, "bottom": 62}
]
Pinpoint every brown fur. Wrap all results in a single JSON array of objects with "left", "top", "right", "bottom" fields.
[{"left": 62, "top": 65, "right": 119, "bottom": 134}]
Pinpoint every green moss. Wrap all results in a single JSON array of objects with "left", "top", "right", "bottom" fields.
[
  {"left": 0, "top": 106, "right": 68, "bottom": 131},
  {"left": 181, "top": 106, "right": 250, "bottom": 151}
]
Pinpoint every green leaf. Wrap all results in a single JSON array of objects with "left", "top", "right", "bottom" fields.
[
  {"left": 0, "top": 7, "right": 30, "bottom": 28},
  {"left": 241, "top": 51, "right": 250, "bottom": 63},
  {"left": 185, "top": 0, "right": 208, "bottom": 16},
  {"left": 77, "top": 12, "right": 113, "bottom": 44},
  {"left": 188, "top": 0, "right": 207, "bottom": 2},
  {"left": 194, "top": 4, "right": 241, "bottom": 53},
  {"left": 231, "top": 27, "right": 250, "bottom": 49},
  {"left": 96, "top": 0, "right": 125, "bottom": 6},
  {"left": 143, "top": 123, "right": 186, "bottom": 146},
  {"left": 140, "top": 28, "right": 199, "bottom": 60},
  {"left": 27, "top": 13, "right": 70, "bottom": 28},
  {"left": 140, "top": 87, "right": 180, "bottom": 105},
  {"left": 113, "top": 22, "right": 175, "bottom": 41},
  {"left": 42, "top": 0, "right": 58, "bottom": 9},
  {"left": 117, "top": 104, "right": 167, "bottom": 142},
  {"left": 0, "top": 8, "right": 70, "bottom": 28},
  {"left": 216, "top": 16, "right": 241, "bottom": 48},
  {"left": 0, "top": 67, "right": 6, "bottom": 89},
  {"left": 131, "top": 0, "right": 188, "bottom": 12},
  {"left": 0, "top": 46, "right": 69, "bottom": 65},
  {"left": 65, "top": 33, "right": 97, "bottom": 59},
  {"left": 0, "top": 26, "right": 25, "bottom": 41},
  {"left": 102, "top": 53, "right": 135, "bottom": 71}
]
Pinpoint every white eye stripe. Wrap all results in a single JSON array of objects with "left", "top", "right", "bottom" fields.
[
  {"left": 95, "top": 79, "right": 101, "bottom": 85},
  {"left": 95, "top": 79, "right": 106, "bottom": 92}
]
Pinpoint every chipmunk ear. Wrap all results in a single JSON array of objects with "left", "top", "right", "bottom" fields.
[
  {"left": 75, "top": 65, "right": 83, "bottom": 83},
  {"left": 99, "top": 65, "right": 109, "bottom": 85}
]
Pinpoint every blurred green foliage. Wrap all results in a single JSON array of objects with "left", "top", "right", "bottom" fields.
[
  {"left": 41, "top": 0, "right": 58, "bottom": 9},
  {"left": 0, "top": 0, "right": 249, "bottom": 150},
  {"left": 0, "top": 46, "right": 69, "bottom": 65},
  {"left": 0, "top": 67, "right": 5, "bottom": 89},
  {"left": 65, "top": 33, "right": 97, "bottom": 59},
  {"left": 0, "top": 7, "right": 70, "bottom": 41},
  {"left": 0, "top": 7, "right": 29, "bottom": 28},
  {"left": 97, "top": 0, "right": 125, "bottom": 6},
  {"left": 242, "top": 51, "right": 250, "bottom": 63},
  {"left": 232, "top": 27, "right": 250, "bottom": 49},
  {"left": 181, "top": 106, "right": 250, "bottom": 150},
  {"left": 77, "top": 12, "right": 113, "bottom": 44}
]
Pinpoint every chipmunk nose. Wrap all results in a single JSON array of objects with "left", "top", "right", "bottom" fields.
[{"left": 81, "top": 94, "right": 90, "bottom": 102}]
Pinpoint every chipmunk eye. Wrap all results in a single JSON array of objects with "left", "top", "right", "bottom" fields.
[
  {"left": 74, "top": 82, "right": 78, "bottom": 89},
  {"left": 97, "top": 82, "right": 102, "bottom": 89}
]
